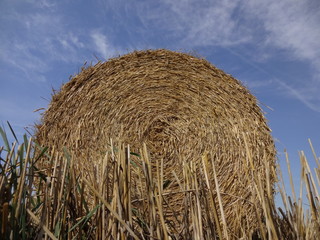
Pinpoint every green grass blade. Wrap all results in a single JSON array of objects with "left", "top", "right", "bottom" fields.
[
  {"left": 23, "top": 134, "right": 29, "bottom": 152},
  {"left": 68, "top": 204, "right": 101, "bottom": 232},
  {"left": 54, "top": 221, "right": 62, "bottom": 238},
  {"left": 0, "top": 126, "right": 10, "bottom": 152},
  {"left": 34, "top": 146, "right": 48, "bottom": 163},
  {"left": 130, "top": 152, "right": 140, "bottom": 157},
  {"left": 7, "top": 121, "right": 19, "bottom": 144}
]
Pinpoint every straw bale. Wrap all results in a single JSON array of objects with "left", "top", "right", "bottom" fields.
[{"left": 36, "top": 49, "right": 276, "bottom": 236}]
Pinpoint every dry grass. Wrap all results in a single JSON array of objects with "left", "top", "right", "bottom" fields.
[
  {"left": 0, "top": 126, "right": 319, "bottom": 239},
  {"left": 36, "top": 49, "right": 276, "bottom": 235}
]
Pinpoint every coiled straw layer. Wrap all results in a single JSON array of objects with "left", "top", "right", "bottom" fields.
[{"left": 36, "top": 49, "right": 276, "bottom": 236}]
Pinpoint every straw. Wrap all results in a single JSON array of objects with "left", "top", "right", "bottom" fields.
[{"left": 36, "top": 49, "right": 276, "bottom": 235}]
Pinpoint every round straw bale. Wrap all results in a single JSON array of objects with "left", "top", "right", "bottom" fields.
[{"left": 36, "top": 49, "right": 276, "bottom": 236}]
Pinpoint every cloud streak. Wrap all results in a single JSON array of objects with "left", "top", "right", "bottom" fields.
[
  {"left": 241, "top": 0, "right": 320, "bottom": 112},
  {"left": 276, "top": 80, "right": 320, "bottom": 113},
  {"left": 164, "top": 0, "right": 251, "bottom": 46},
  {"left": 1, "top": 11, "right": 76, "bottom": 82},
  {"left": 0, "top": 1, "right": 119, "bottom": 83},
  {"left": 244, "top": 0, "right": 320, "bottom": 65},
  {"left": 130, "top": 0, "right": 250, "bottom": 46},
  {"left": 91, "top": 31, "right": 115, "bottom": 59}
]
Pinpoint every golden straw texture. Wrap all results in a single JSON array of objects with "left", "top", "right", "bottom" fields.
[{"left": 36, "top": 49, "right": 276, "bottom": 235}]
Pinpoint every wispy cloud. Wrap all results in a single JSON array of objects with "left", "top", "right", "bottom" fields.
[
  {"left": 25, "top": 0, "right": 56, "bottom": 9},
  {"left": 131, "top": 0, "right": 250, "bottom": 46},
  {"left": 1, "top": 9, "right": 79, "bottom": 82},
  {"left": 244, "top": 0, "right": 320, "bottom": 65},
  {"left": 91, "top": 31, "right": 116, "bottom": 59},
  {"left": 276, "top": 80, "right": 320, "bottom": 113},
  {"left": 241, "top": 0, "right": 320, "bottom": 111},
  {"left": 0, "top": 1, "right": 119, "bottom": 83},
  {"left": 164, "top": 0, "right": 251, "bottom": 46}
]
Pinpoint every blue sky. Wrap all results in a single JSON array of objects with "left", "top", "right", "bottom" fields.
[{"left": 1, "top": 0, "right": 320, "bottom": 203}]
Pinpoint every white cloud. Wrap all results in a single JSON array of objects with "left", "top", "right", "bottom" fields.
[
  {"left": 166, "top": 0, "right": 251, "bottom": 46},
  {"left": 24, "top": 0, "right": 56, "bottom": 9},
  {"left": 240, "top": 0, "right": 320, "bottom": 111},
  {"left": 244, "top": 0, "right": 320, "bottom": 65},
  {"left": 39, "top": 0, "right": 56, "bottom": 8},
  {"left": 276, "top": 80, "right": 320, "bottom": 113},
  {"left": 132, "top": 0, "right": 250, "bottom": 47},
  {"left": 1, "top": 1, "right": 124, "bottom": 85},
  {"left": 18, "top": 12, "right": 86, "bottom": 64},
  {"left": 57, "top": 33, "right": 86, "bottom": 56},
  {"left": 1, "top": 6, "right": 89, "bottom": 82},
  {"left": 91, "top": 31, "right": 114, "bottom": 59}
]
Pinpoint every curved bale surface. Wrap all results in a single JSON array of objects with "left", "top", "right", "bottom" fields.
[{"left": 36, "top": 49, "right": 276, "bottom": 236}]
